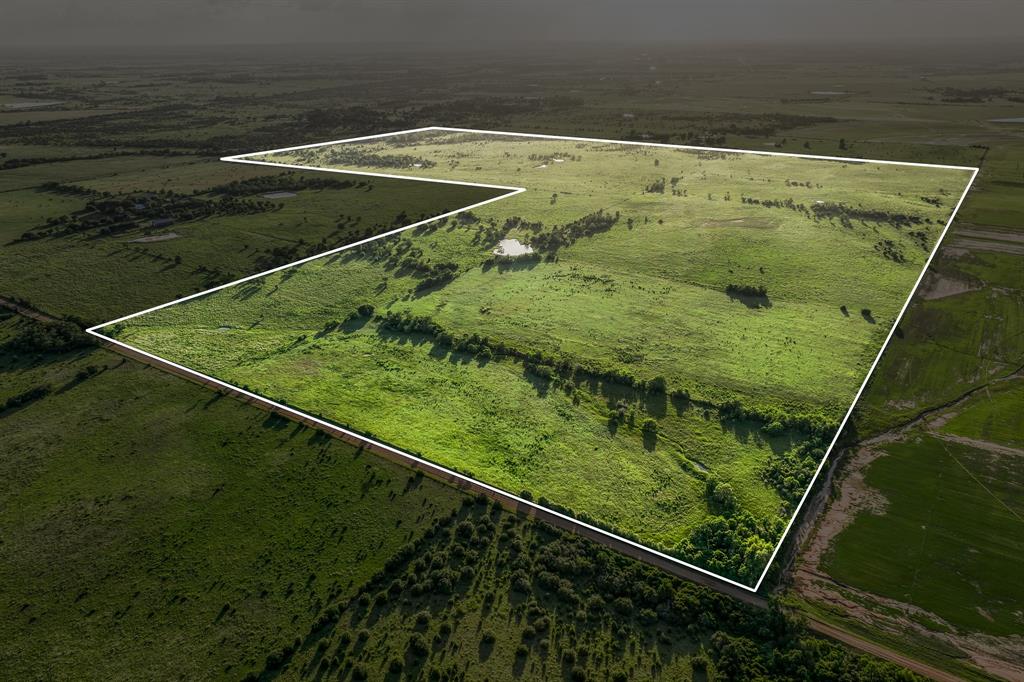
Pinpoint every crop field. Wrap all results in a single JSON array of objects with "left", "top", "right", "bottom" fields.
[
  {"left": 100, "top": 128, "right": 975, "bottom": 588},
  {"left": 822, "top": 430, "right": 1024, "bottom": 639}
]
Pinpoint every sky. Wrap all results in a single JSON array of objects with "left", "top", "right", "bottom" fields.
[{"left": 3, "top": 0, "right": 1021, "bottom": 48}]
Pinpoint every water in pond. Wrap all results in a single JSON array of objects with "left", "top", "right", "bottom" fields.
[{"left": 493, "top": 238, "right": 534, "bottom": 257}]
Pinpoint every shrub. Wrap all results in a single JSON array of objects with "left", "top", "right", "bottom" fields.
[{"left": 409, "top": 633, "right": 429, "bottom": 656}]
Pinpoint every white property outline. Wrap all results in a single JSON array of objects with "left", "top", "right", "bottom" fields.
[{"left": 87, "top": 126, "right": 979, "bottom": 593}]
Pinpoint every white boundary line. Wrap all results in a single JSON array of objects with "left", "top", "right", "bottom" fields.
[{"left": 87, "top": 126, "right": 978, "bottom": 593}]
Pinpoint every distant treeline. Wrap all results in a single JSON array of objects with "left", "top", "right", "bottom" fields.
[
  {"left": 16, "top": 184, "right": 277, "bottom": 242},
  {"left": 209, "top": 172, "right": 365, "bottom": 196}
]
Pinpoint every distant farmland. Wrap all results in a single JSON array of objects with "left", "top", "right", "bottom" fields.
[{"left": 97, "top": 128, "right": 975, "bottom": 589}]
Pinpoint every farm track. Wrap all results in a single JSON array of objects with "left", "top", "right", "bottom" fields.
[
  {"left": 803, "top": 620, "right": 965, "bottom": 682},
  {"left": 0, "top": 296, "right": 64, "bottom": 324}
]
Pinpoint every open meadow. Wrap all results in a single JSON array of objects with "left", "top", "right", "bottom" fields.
[{"left": 104, "top": 129, "right": 974, "bottom": 587}]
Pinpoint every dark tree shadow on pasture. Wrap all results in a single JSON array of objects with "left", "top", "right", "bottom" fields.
[{"left": 726, "top": 290, "right": 772, "bottom": 309}]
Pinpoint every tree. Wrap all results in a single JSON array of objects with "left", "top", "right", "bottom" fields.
[{"left": 712, "top": 483, "right": 736, "bottom": 510}]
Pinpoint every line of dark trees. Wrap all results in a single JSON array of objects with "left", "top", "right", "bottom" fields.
[
  {"left": 209, "top": 172, "right": 364, "bottom": 196},
  {"left": 323, "top": 148, "right": 435, "bottom": 170},
  {"left": 4, "top": 319, "right": 92, "bottom": 353},
  {"left": 526, "top": 210, "right": 620, "bottom": 253},
  {"left": 17, "top": 184, "right": 277, "bottom": 242},
  {"left": 760, "top": 439, "right": 826, "bottom": 509},
  {"left": 373, "top": 309, "right": 839, "bottom": 444},
  {"left": 741, "top": 195, "right": 927, "bottom": 230},
  {"left": 725, "top": 283, "right": 768, "bottom": 297},
  {"left": 375, "top": 310, "right": 684, "bottom": 398}
]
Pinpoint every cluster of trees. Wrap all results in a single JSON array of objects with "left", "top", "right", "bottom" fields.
[
  {"left": 725, "top": 283, "right": 768, "bottom": 298},
  {"left": 502, "top": 215, "right": 544, "bottom": 232},
  {"left": 414, "top": 261, "right": 460, "bottom": 291},
  {"left": 760, "top": 440, "right": 825, "bottom": 508},
  {"left": 18, "top": 185, "right": 275, "bottom": 242},
  {"left": 527, "top": 152, "right": 580, "bottom": 162},
  {"left": 718, "top": 400, "right": 838, "bottom": 439},
  {"left": 875, "top": 238, "right": 907, "bottom": 263},
  {"left": 258, "top": 496, "right": 915, "bottom": 682},
  {"left": 644, "top": 177, "right": 666, "bottom": 193},
  {"left": 705, "top": 477, "right": 738, "bottom": 513},
  {"left": 526, "top": 210, "right": 620, "bottom": 253},
  {"left": 907, "top": 229, "right": 931, "bottom": 250},
  {"left": 3, "top": 385, "right": 51, "bottom": 412},
  {"left": 5, "top": 319, "right": 91, "bottom": 353},
  {"left": 677, "top": 511, "right": 782, "bottom": 584}
]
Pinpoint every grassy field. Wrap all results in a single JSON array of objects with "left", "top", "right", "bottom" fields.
[
  {"left": 939, "top": 379, "right": 1024, "bottom": 448},
  {"left": 0, "top": 313, "right": 466, "bottom": 679},
  {"left": 0, "top": 159, "right": 499, "bottom": 324},
  {"left": 106, "top": 130, "right": 973, "bottom": 586},
  {"left": 2, "top": 45, "right": 1021, "bottom": 679},
  {"left": 854, "top": 244, "right": 1024, "bottom": 436},
  {"left": 0, "top": 317, "right": 914, "bottom": 682}
]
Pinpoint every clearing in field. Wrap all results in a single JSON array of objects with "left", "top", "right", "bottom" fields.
[{"left": 91, "top": 128, "right": 976, "bottom": 590}]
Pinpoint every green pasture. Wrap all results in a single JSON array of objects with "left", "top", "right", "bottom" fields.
[
  {"left": 0, "top": 315, "right": 465, "bottom": 679},
  {"left": 108, "top": 130, "right": 973, "bottom": 584}
]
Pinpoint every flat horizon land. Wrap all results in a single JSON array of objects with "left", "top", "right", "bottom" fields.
[{"left": 100, "top": 128, "right": 975, "bottom": 588}]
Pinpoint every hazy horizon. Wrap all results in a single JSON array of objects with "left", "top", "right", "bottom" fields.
[{"left": 4, "top": 0, "right": 1021, "bottom": 49}]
